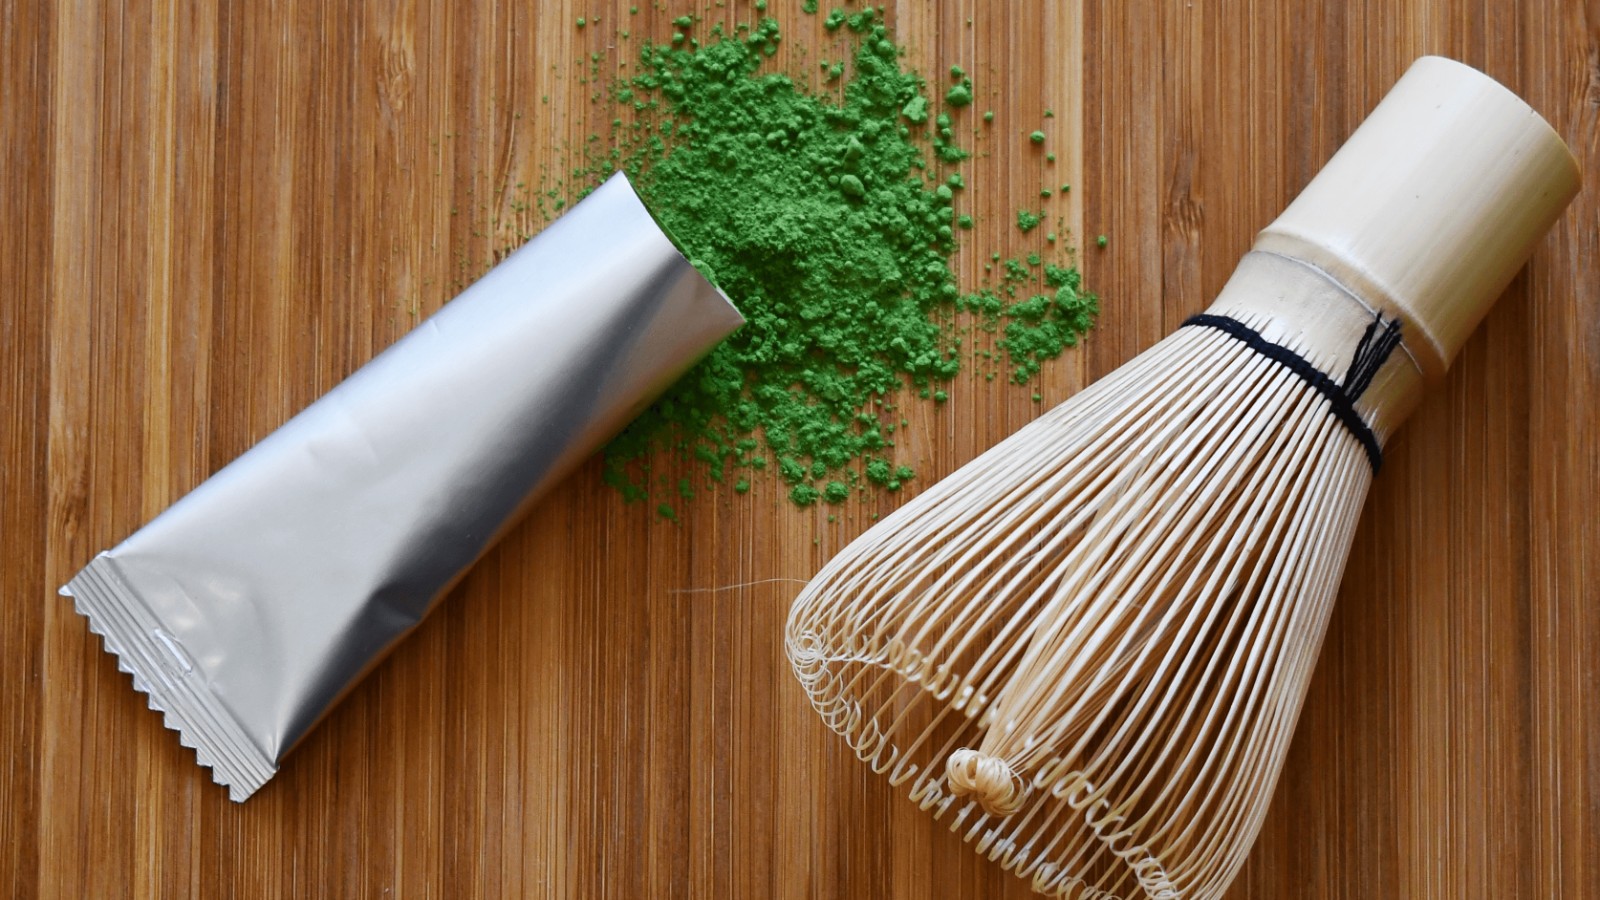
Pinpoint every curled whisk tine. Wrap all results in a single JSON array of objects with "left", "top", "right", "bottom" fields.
[{"left": 947, "top": 748, "right": 1027, "bottom": 817}]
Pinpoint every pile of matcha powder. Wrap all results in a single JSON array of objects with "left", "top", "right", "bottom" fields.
[{"left": 545, "top": 7, "right": 1099, "bottom": 512}]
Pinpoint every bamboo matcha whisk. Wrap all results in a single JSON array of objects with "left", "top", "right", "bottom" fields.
[{"left": 786, "top": 57, "right": 1579, "bottom": 899}]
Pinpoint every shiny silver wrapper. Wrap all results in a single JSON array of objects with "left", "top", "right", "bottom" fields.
[{"left": 61, "top": 172, "right": 744, "bottom": 802}]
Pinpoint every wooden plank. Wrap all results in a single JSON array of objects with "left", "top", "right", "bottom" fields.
[
  {"left": 0, "top": 1, "right": 53, "bottom": 898},
  {"left": 4, "top": 1, "right": 1595, "bottom": 897}
]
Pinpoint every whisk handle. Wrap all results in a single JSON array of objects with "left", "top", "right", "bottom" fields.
[{"left": 1255, "top": 56, "right": 1579, "bottom": 381}]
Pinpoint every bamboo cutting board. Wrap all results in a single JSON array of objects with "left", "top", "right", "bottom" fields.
[{"left": 3, "top": 1, "right": 1596, "bottom": 897}]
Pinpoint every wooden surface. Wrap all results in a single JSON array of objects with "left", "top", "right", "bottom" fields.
[{"left": 4, "top": 1, "right": 1596, "bottom": 897}]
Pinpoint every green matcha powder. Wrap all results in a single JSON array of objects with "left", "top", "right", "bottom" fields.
[{"left": 546, "top": 8, "right": 1099, "bottom": 511}]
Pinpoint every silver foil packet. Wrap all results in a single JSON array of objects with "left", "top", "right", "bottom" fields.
[{"left": 61, "top": 172, "right": 744, "bottom": 801}]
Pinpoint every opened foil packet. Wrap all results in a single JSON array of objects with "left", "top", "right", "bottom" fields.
[{"left": 61, "top": 173, "right": 743, "bottom": 801}]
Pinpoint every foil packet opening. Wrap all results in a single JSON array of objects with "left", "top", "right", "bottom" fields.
[{"left": 61, "top": 172, "right": 743, "bottom": 801}]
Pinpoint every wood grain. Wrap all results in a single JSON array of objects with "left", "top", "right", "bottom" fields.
[{"left": 4, "top": 1, "right": 1596, "bottom": 897}]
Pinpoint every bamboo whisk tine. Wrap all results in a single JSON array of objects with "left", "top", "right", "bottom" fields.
[{"left": 786, "top": 57, "right": 1579, "bottom": 899}]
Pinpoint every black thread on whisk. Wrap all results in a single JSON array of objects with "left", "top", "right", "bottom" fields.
[
  {"left": 1341, "top": 313, "right": 1405, "bottom": 402},
  {"left": 1181, "top": 313, "right": 1403, "bottom": 475}
]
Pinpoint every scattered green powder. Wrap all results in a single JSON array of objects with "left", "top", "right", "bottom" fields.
[
  {"left": 1029, "top": 130, "right": 1046, "bottom": 144},
  {"left": 900, "top": 94, "right": 929, "bottom": 123},
  {"left": 994, "top": 264, "right": 1098, "bottom": 383},
  {"left": 958, "top": 260, "right": 1099, "bottom": 383},
  {"left": 576, "top": 16, "right": 587, "bottom": 27},
  {"left": 1016, "top": 209, "right": 1042, "bottom": 232},
  {"left": 533, "top": 13, "right": 1097, "bottom": 510},
  {"left": 1097, "top": 234, "right": 1108, "bottom": 247},
  {"left": 982, "top": 110, "right": 994, "bottom": 122}
]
